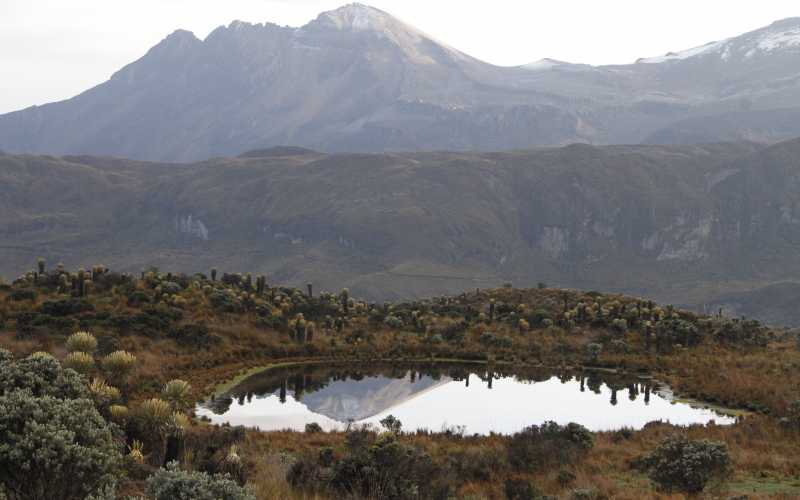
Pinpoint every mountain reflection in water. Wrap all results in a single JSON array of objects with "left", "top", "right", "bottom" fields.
[{"left": 196, "top": 363, "right": 736, "bottom": 434}]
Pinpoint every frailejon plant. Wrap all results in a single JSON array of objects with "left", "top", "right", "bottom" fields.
[
  {"left": 63, "top": 351, "right": 95, "bottom": 375},
  {"left": 163, "top": 379, "right": 192, "bottom": 411},
  {"left": 101, "top": 351, "right": 137, "bottom": 386}
]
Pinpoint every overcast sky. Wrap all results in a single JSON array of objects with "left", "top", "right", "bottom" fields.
[{"left": 1, "top": 0, "right": 798, "bottom": 113}]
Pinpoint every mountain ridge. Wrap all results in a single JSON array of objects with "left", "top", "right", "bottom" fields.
[{"left": 3, "top": 7, "right": 800, "bottom": 160}]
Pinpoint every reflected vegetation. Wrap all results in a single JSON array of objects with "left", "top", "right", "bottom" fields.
[{"left": 197, "top": 363, "right": 736, "bottom": 434}]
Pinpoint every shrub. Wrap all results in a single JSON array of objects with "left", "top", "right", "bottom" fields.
[
  {"left": 9, "top": 289, "right": 36, "bottom": 302},
  {"left": 330, "top": 434, "right": 443, "bottom": 499},
  {"left": 305, "top": 422, "right": 323, "bottom": 434},
  {"left": 0, "top": 352, "right": 121, "bottom": 500},
  {"left": 380, "top": 414, "right": 402, "bottom": 434},
  {"left": 146, "top": 461, "right": 255, "bottom": 500},
  {"left": 449, "top": 446, "right": 506, "bottom": 482},
  {"left": 570, "top": 488, "right": 600, "bottom": 500},
  {"left": 127, "top": 290, "right": 150, "bottom": 306},
  {"left": 0, "top": 351, "right": 89, "bottom": 399},
  {"left": 508, "top": 422, "right": 593, "bottom": 471},
  {"left": 0, "top": 391, "right": 122, "bottom": 500},
  {"left": 168, "top": 324, "right": 220, "bottom": 348},
  {"left": 39, "top": 298, "right": 95, "bottom": 316},
  {"left": 641, "top": 434, "right": 733, "bottom": 494},
  {"left": 558, "top": 469, "right": 577, "bottom": 486},
  {"left": 585, "top": 343, "right": 602, "bottom": 364},
  {"left": 505, "top": 478, "right": 543, "bottom": 500}
]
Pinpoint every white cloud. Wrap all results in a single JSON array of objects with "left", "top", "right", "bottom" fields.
[{"left": 1, "top": 0, "right": 799, "bottom": 113}]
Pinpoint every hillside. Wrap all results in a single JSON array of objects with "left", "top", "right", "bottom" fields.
[
  {"left": 1, "top": 263, "right": 799, "bottom": 498},
  {"left": 3, "top": 6, "right": 800, "bottom": 159},
  {"left": 6, "top": 139, "right": 800, "bottom": 324}
]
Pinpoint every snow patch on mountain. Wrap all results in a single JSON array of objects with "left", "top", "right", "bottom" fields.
[
  {"left": 755, "top": 28, "right": 800, "bottom": 51},
  {"left": 637, "top": 40, "right": 727, "bottom": 64},
  {"left": 637, "top": 19, "right": 800, "bottom": 65}
]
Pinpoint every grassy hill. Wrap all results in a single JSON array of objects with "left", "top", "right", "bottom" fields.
[{"left": 5, "top": 139, "right": 800, "bottom": 324}]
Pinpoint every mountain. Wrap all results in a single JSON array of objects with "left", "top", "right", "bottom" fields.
[
  {"left": 301, "top": 375, "right": 449, "bottom": 422},
  {"left": 2, "top": 6, "right": 800, "bottom": 160},
  {"left": 8, "top": 138, "right": 800, "bottom": 325}
]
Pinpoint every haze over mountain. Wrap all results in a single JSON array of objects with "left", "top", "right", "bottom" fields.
[
  {"left": 6, "top": 138, "right": 800, "bottom": 325},
  {"left": 2, "top": 4, "right": 800, "bottom": 160}
]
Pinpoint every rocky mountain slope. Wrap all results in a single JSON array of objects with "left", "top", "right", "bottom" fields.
[
  {"left": 5, "top": 138, "right": 800, "bottom": 324},
  {"left": 2, "top": 5, "right": 800, "bottom": 160}
]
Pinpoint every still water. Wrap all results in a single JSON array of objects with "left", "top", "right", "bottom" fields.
[{"left": 196, "top": 363, "right": 736, "bottom": 434}]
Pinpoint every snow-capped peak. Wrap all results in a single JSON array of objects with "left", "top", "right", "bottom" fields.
[
  {"left": 313, "top": 3, "right": 398, "bottom": 32},
  {"left": 636, "top": 17, "right": 800, "bottom": 65}
]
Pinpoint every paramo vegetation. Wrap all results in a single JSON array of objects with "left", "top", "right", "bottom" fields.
[{"left": 1, "top": 259, "right": 800, "bottom": 498}]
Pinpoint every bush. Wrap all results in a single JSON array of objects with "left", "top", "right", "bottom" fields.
[
  {"left": 379, "top": 414, "right": 402, "bottom": 434},
  {"left": 505, "top": 478, "right": 543, "bottom": 500},
  {"left": 570, "top": 488, "right": 601, "bottom": 500},
  {"left": 508, "top": 422, "right": 593, "bottom": 471},
  {"left": 305, "top": 422, "right": 323, "bottom": 434},
  {"left": 449, "top": 447, "right": 506, "bottom": 482},
  {"left": 127, "top": 290, "right": 150, "bottom": 306},
  {"left": 558, "top": 469, "right": 577, "bottom": 486},
  {"left": 9, "top": 289, "right": 36, "bottom": 302},
  {"left": 0, "top": 351, "right": 89, "bottom": 399},
  {"left": 328, "top": 434, "right": 445, "bottom": 499},
  {"left": 168, "top": 324, "right": 220, "bottom": 348},
  {"left": 641, "top": 434, "right": 733, "bottom": 494},
  {"left": 146, "top": 461, "right": 255, "bottom": 500},
  {"left": 0, "top": 352, "right": 121, "bottom": 500},
  {"left": 39, "top": 298, "right": 95, "bottom": 316}
]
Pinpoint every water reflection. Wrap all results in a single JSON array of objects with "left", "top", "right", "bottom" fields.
[{"left": 197, "top": 363, "right": 736, "bottom": 434}]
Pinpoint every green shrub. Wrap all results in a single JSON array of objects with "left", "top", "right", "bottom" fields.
[
  {"left": 168, "top": 324, "right": 220, "bottom": 348},
  {"left": 508, "top": 422, "right": 593, "bottom": 471},
  {"left": 504, "top": 478, "right": 543, "bottom": 500},
  {"left": 304, "top": 422, "right": 323, "bottom": 434},
  {"left": 146, "top": 462, "right": 255, "bottom": 500},
  {"left": 558, "top": 469, "right": 577, "bottom": 486},
  {"left": 127, "top": 290, "right": 150, "bottom": 306},
  {"left": 0, "top": 351, "right": 89, "bottom": 399},
  {"left": 330, "top": 434, "right": 443, "bottom": 499},
  {"left": 39, "top": 298, "right": 95, "bottom": 316},
  {"left": 379, "top": 414, "right": 402, "bottom": 434},
  {"left": 570, "top": 488, "right": 601, "bottom": 500},
  {"left": 449, "top": 446, "right": 506, "bottom": 482},
  {"left": 9, "top": 289, "right": 36, "bottom": 302},
  {"left": 0, "top": 352, "right": 121, "bottom": 500},
  {"left": 640, "top": 434, "right": 733, "bottom": 494}
]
